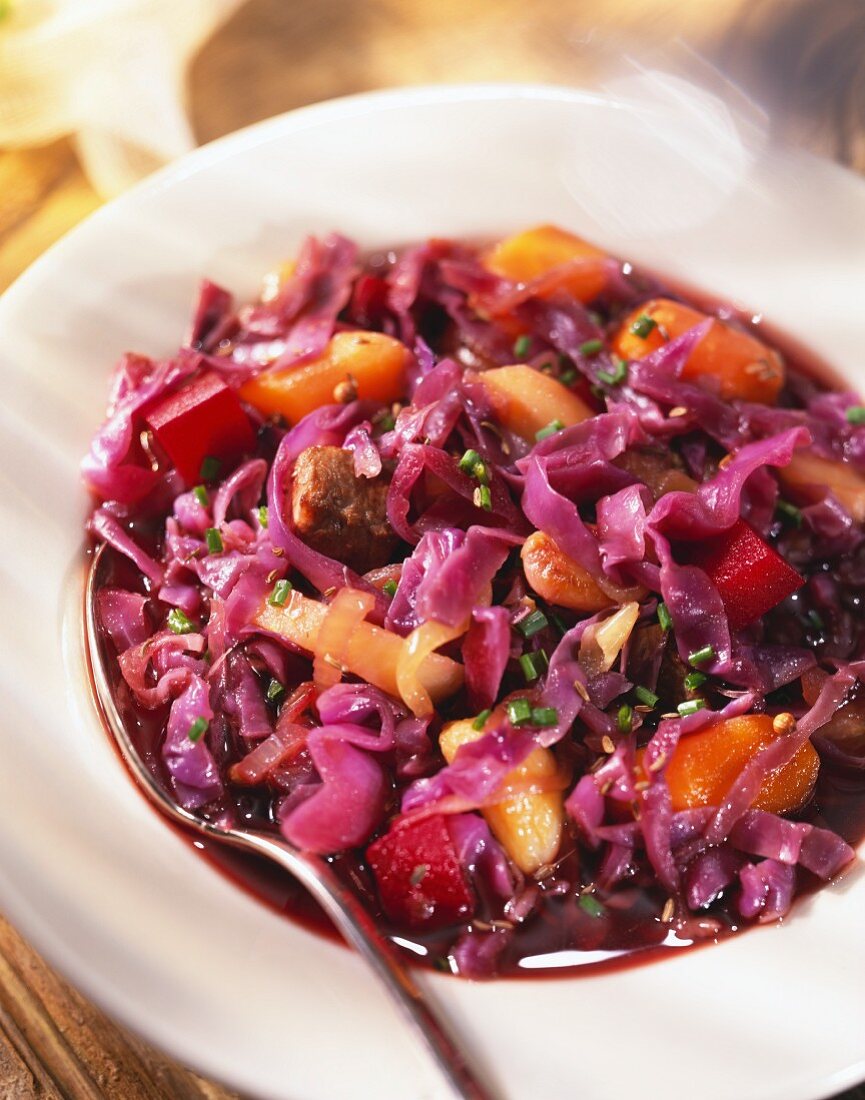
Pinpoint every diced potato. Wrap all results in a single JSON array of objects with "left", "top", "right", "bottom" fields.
[
  {"left": 638, "top": 713, "right": 819, "bottom": 814},
  {"left": 484, "top": 225, "right": 608, "bottom": 303},
  {"left": 521, "top": 531, "right": 612, "bottom": 613},
  {"left": 255, "top": 591, "right": 462, "bottom": 708},
  {"left": 239, "top": 331, "right": 408, "bottom": 423},
  {"left": 779, "top": 449, "right": 865, "bottom": 523},
  {"left": 477, "top": 365, "right": 593, "bottom": 442},
  {"left": 440, "top": 718, "right": 564, "bottom": 875},
  {"left": 612, "top": 298, "right": 784, "bottom": 405}
]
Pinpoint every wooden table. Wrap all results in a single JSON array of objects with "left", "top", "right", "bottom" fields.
[{"left": 1, "top": 0, "right": 864, "bottom": 1095}]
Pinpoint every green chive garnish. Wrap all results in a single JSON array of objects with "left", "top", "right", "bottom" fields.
[
  {"left": 513, "top": 335, "right": 532, "bottom": 359},
  {"left": 193, "top": 485, "right": 209, "bottom": 507},
  {"left": 257, "top": 505, "right": 269, "bottom": 528},
  {"left": 560, "top": 368, "right": 577, "bottom": 385},
  {"left": 684, "top": 670, "right": 707, "bottom": 693},
  {"left": 268, "top": 579, "right": 293, "bottom": 606},
  {"left": 473, "top": 460, "right": 490, "bottom": 486},
  {"left": 807, "top": 609, "right": 825, "bottom": 631},
  {"left": 688, "top": 644, "right": 715, "bottom": 667},
  {"left": 634, "top": 685, "right": 659, "bottom": 708},
  {"left": 199, "top": 455, "right": 221, "bottom": 481},
  {"left": 775, "top": 499, "right": 802, "bottom": 527},
  {"left": 579, "top": 893, "right": 605, "bottom": 918},
  {"left": 598, "top": 359, "right": 628, "bottom": 386},
  {"left": 266, "top": 678, "right": 285, "bottom": 704},
  {"left": 677, "top": 699, "right": 706, "bottom": 717},
  {"left": 459, "top": 448, "right": 482, "bottom": 474},
  {"left": 535, "top": 419, "right": 565, "bottom": 442},
  {"left": 472, "top": 708, "right": 492, "bottom": 731},
  {"left": 845, "top": 406, "right": 865, "bottom": 425},
  {"left": 517, "top": 609, "right": 549, "bottom": 638},
  {"left": 630, "top": 314, "right": 657, "bottom": 339},
  {"left": 474, "top": 484, "right": 492, "bottom": 511},
  {"left": 519, "top": 651, "right": 545, "bottom": 682},
  {"left": 167, "top": 608, "right": 195, "bottom": 635},
  {"left": 187, "top": 717, "right": 208, "bottom": 742},
  {"left": 579, "top": 338, "right": 604, "bottom": 357},
  {"left": 617, "top": 704, "right": 634, "bottom": 734},
  {"left": 506, "top": 698, "right": 533, "bottom": 725},
  {"left": 205, "top": 527, "right": 223, "bottom": 554},
  {"left": 657, "top": 602, "right": 673, "bottom": 632},
  {"left": 382, "top": 579, "right": 398, "bottom": 597},
  {"left": 379, "top": 413, "right": 396, "bottom": 432},
  {"left": 531, "top": 706, "right": 559, "bottom": 728}
]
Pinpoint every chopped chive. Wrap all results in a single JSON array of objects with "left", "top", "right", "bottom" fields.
[
  {"left": 520, "top": 651, "right": 546, "bottom": 682},
  {"left": 617, "top": 704, "right": 634, "bottom": 734},
  {"left": 579, "top": 893, "right": 605, "bottom": 918},
  {"left": 549, "top": 610, "right": 569, "bottom": 637},
  {"left": 531, "top": 706, "right": 559, "bottom": 727},
  {"left": 535, "top": 419, "right": 565, "bottom": 442},
  {"left": 266, "top": 678, "right": 285, "bottom": 704},
  {"left": 775, "top": 499, "right": 802, "bottom": 527},
  {"left": 560, "top": 368, "right": 577, "bottom": 385},
  {"left": 688, "top": 644, "right": 715, "bottom": 667},
  {"left": 590, "top": 383, "right": 606, "bottom": 401},
  {"left": 205, "top": 527, "right": 223, "bottom": 554},
  {"left": 473, "top": 484, "right": 492, "bottom": 511},
  {"left": 472, "top": 708, "right": 492, "bottom": 731},
  {"left": 517, "top": 609, "right": 549, "bottom": 638},
  {"left": 268, "top": 579, "right": 293, "bottom": 606},
  {"left": 677, "top": 699, "right": 706, "bottom": 717},
  {"left": 807, "top": 609, "right": 825, "bottom": 631},
  {"left": 845, "top": 406, "right": 865, "bottom": 425},
  {"left": 598, "top": 359, "right": 628, "bottom": 386},
  {"left": 410, "top": 863, "right": 429, "bottom": 886},
  {"left": 635, "top": 685, "right": 659, "bottom": 708},
  {"left": 199, "top": 455, "right": 221, "bottom": 481},
  {"left": 473, "top": 460, "right": 490, "bottom": 486},
  {"left": 459, "top": 448, "right": 482, "bottom": 474},
  {"left": 684, "top": 670, "right": 707, "bottom": 692},
  {"left": 257, "top": 505, "right": 269, "bottom": 528},
  {"left": 187, "top": 717, "right": 208, "bottom": 742},
  {"left": 167, "top": 608, "right": 195, "bottom": 635},
  {"left": 379, "top": 413, "right": 396, "bottom": 432},
  {"left": 193, "top": 485, "right": 209, "bottom": 507},
  {"left": 579, "top": 338, "right": 604, "bottom": 357},
  {"left": 506, "top": 698, "right": 533, "bottom": 725},
  {"left": 382, "top": 579, "right": 398, "bottom": 598},
  {"left": 630, "top": 314, "right": 657, "bottom": 339},
  {"left": 513, "top": 334, "right": 532, "bottom": 359},
  {"left": 657, "top": 602, "right": 673, "bottom": 632}
]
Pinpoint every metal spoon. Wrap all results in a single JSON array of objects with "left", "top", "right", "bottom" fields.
[{"left": 85, "top": 543, "right": 494, "bottom": 1100}]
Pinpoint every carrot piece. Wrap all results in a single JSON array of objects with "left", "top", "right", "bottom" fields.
[
  {"left": 779, "top": 449, "right": 865, "bottom": 523},
  {"left": 440, "top": 718, "right": 564, "bottom": 874},
  {"left": 239, "top": 331, "right": 409, "bottom": 423},
  {"left": 521, "top": 531, "right": 612, "bottom": 613},
  {"left": 484, "top": 225, "right": 608, "bottom": 303},
  {"left": 638, "top": 714, "right": 819, "bottom": 815},
  {"left": 254, "top": 591, "right": 463, "bottom": 712},
  {"left": 476, "top": 364, "right": 593, "bottom": 442},
  {"left": 612, "top": 298, "right": 785, "bottom": 404}
]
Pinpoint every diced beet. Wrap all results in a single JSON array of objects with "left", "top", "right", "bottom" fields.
[
  {"left": 144, "top": 371, "right": 255, "bottom": 485},
  {"left": 366, "top": 814, "right": 474, "bottom": 929},
  {"left": 687, "top": 519, "right": 804, "bottom": 631}
]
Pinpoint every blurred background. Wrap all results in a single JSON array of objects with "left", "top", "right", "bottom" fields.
[{"left": 1, "top": 0, "right": 864, "bottom": 1096}]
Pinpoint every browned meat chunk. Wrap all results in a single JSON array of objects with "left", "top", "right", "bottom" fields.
[{"left": 290, "top": 445, "right": 397, "bottom": 573}]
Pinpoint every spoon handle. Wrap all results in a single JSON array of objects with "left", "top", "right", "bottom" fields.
[{"left": 235, "top": 830, "right": 496, "bottom": 1100}]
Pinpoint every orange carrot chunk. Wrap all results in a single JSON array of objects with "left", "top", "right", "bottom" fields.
[
  {"left": 239, "top": 331, "right": 408, "bottom": 424},
  {"left": 483, "top": 225, "right": 608, "bottom": 303},
  {"left": 640, "top": 714, "right": 819, "bottom": 815},
  {"left": 612, "top": 298, "right": 785, "bottom": 405},
  {"left": 476, "top": 364, "right": 593, "bottom": 442}
]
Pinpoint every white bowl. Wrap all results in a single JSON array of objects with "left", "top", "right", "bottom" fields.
[{"left": 1, "top": 84, "right": 864, "bottom": 1100}]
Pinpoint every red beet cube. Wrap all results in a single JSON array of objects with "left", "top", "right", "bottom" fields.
[
  {"left": 367, "top": 814, "right": 474, "bottom": 929},
  {"left": 688, "top": 519, "right": 804, "bottom": 631},
  {"left": 144, "top": 371, "right": 255, "bottom": 485}
]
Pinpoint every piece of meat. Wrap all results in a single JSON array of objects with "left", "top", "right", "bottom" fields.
[{"left": 290, "top": 445, "right": 397, "bottom": 573}]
